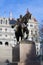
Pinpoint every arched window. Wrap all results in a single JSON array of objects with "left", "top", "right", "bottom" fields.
[
  {"left": 5, "top": 42, "right": 8, "bottom": 46},
  {"left": 11, "top": 25, "right": 14, "bottom": 28},
  {"left": 0, "top": 42, "right": 2, "bottom": 45}
]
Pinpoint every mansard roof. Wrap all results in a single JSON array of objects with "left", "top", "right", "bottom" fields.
[{"left": 9, "top": 18, "right": 17, "bottom": 24}]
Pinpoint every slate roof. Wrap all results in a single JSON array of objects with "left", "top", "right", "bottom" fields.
[{"left": 9, "top": 18, "right": 16, "bottom": 24}]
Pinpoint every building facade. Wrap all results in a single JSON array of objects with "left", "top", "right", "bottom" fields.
[
  {"left": 27, "top": 16, "right": 40, "bottom": 55},
  {"left": 0, "top": 17, "right": 17, "bottom": 47}
]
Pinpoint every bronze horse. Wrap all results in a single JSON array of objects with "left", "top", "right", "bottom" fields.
[{"left": 12, "top": 12, "right": 31, "bottom": 43}]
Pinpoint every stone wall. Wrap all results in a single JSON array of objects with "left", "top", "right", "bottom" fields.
[{"left": 0, "top": 46, "right": 12, "bottom": 63}]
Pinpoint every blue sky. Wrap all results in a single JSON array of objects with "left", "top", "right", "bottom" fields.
[{"left": 0, "top": 0, "right": 43, "bottom": 24}]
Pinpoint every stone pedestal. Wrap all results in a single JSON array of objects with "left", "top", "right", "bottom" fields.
[
  {"left": 12, "top": 40, "right": 40, "bottom": 65},
  {"left": 20, "top": 40, "right": 36, "bottom": 62}
]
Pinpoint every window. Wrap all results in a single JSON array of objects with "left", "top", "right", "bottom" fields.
[
  {"left": 30, "top": 24, "right": 33, "bottom": 27},
  {"left": 32, "top": 37, "right": 33, "bottom": 41},
  {"left": 5, "top": 29, "right": 7, "bottom": 31},
  {"left": 35, "top": 31, "right": 37, "bottom": 35},
  {"left": 5, "top": 35, "right": 7, "bottom": 37},
  {"left": 37, "top": 51, "right": 38, "bottom": 55},
  {"left": 31, "top": 30, "right": 33, "bottom": 35},
  {"left": 6, "top": 20, "right": 7, "bottom": 24},
  {"left": 0, "top": 28, "right": 2, "bottom": 31},
  {"left": 1, "top": 19, "right": 2, "bottom": 24},
  {"left": 5, "top": 42, "right": 8, "bottom": 46},
  {"left": 37, "top": 46, "right": 38, "bottom": 50},
  {"left": 35, "top": 38, "right": 38, "bottom": 42},
  {"left": 0, "top": 42, "right": 2, "bottom": 45},
  {"left": 0, "top": 34, "right": 2, "bottom": 36}
]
